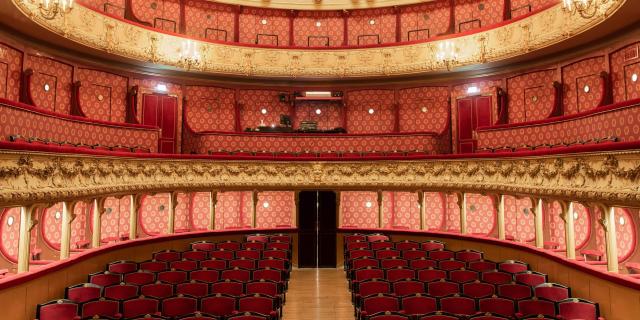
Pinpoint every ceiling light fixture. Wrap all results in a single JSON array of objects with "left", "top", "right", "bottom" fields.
[
  {"left": 178, "top": 40, "right": 201, "bottom": 70},
  {"left": 562, "top": 0, "right": 604, "bottom": 19},
  {"left": 435, "top": 41, "right": 458, "bottom": 71},
  {"left": 37, "top": 0, "right": 74, "bottom": 20},
  {"left": 368, "top": 108, "right": 375, "bottom": 114}
]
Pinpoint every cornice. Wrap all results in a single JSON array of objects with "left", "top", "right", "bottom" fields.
[
  {"left": 9, "top": 0, "right": 626, "bottom": 79},
  {"left": 209, "top": 0, "right": 432, "bottom": 10},
  {"left": 1, "top": 150, "right": 640, "bottom": 208}
]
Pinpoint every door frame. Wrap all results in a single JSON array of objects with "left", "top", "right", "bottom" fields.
[
  {"left": 456, "top": 94, "right": 493, "bottom": 153},
  {"left": 140, "top": 91, "right": 179, "bottom": 154}
]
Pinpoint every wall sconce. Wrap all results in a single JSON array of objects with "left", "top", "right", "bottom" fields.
[
  {"left": 632, "top": 73, "right": 638, "bottom": 82},
  {"left": 562, "top": 0, "right": 604, "bottom": 19},
  {"left": 178, "top": 40, "right": 201, "bottom": 70},
  {"left": 263, "top": 202, "right": 270, "bottom": 208},
  {"left": 37, "top": 0, "right": 74, "bottom": 20},
  {"left": 261, "top": 108, "right": 268, "bottom": 115},
  {"left": 368, "top": 108, "right": 375, "bottom": 114},
  {"left": 435, "top": 41, "right": 459, "bottom": 71},
  {"left": 6, "top": 215, "right": 14, "bottom": 226},
  {"left": 315, "top": 108, "right": 322, "bottom": 115},
  {"left": 365, "top": 201, "right": 373, "bottom": 208}
]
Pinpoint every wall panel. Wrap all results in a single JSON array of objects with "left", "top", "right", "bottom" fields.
[
  {"left": 77, "top": 69, "right": 128, "bottom": 123},
  {"left": 293, "top": 11, "right": 344, "bottom": 47},
  {"left": 398, "top": 86, "right": 449, "bottom": 133},
  {"left": 506, "top": 69, "right": 556, "bottom": 123},
  {"left": 0, "top": 43, "right": 22, "bottom": 101},
  {"left": 347, "top": 8, "right": 396, "bottom": 45},
  {"left": 184, "top": 0, "right": 235, "bottom": 41},
  {"left": 346, "top": 89, "right": 395, "bottom": 134},
  {"left": 25, "top": 54, "right": 73, "bottom": 114},
  {"left": 562, "top": 56, "right": 606, "bottom": 114},
  {"left": 185, "top": 86, "right": 236, "bottom": 132},
  {"left": 611, "top": 42, "right": 640, "bottom": 103},
  {"left": 239, "top": 8, "right": 290, "bottom": 46},
  {"left": 400, "top": 0, "right": 450, "bottom": 41}
]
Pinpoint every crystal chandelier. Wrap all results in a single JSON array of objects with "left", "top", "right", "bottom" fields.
[
  {"left": 37, "top": 0, "right": 74, "bottom": 20},
  {"left": 435, "top": 41, "right": 458, "bottom": 71},
  {"left": 178, "top": 40, "right": 202, "bottom": 70},
  {"left": 562, "top": 0, "right": 604, "bottom": 18}
]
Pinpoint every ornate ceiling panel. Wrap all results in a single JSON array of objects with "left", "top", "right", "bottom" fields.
[{"left": 10, "top": 0, "right": 625, "bottom": 79}]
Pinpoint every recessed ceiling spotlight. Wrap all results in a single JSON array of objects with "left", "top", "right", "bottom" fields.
[{"left": 368, "top": 108, "right": 375, "bottom": 114}]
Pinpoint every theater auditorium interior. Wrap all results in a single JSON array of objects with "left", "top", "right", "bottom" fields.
[{"left": 1, "top": 0, "right": 640, "bottom": 319}]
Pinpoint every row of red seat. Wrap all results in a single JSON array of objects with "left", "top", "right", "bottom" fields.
[
  {"left": 476, "top": 136, "right": 618, "bottom": 154},
  {"left": 208, "top": 150, "right": 434, "bottom": 158},
  {"left": 8, "top": 134, "right": 152, "bottom": 153},
  {"left": 36, "top": 235, "right": 292, "bottom": 320},
  {"left": 343, "top": 234, "right": 603, "bottom": 320}
]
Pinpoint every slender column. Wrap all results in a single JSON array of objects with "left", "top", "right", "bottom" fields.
[
  {"left": 17, "top": 205, "right": 40, "bottom": 273},
  {"left": 457, "top": 192, "right": 467, "bottom": 234},
  {"left": 377, "top": 190, "right": 384, "bottom": 228},
  {"left": 336, "top": 191, "right": 343, "bottom": 228},
  {"left": 209, "top": 191, "right": 218, "bottom": 230},
  {"left": 91, "top": 198, "right": 106, "bottom": 248},
  {"left": 559, "top": 201, "right": 576, "bottom": 259},
  {"left": 129, "top": 194, "right": 142, "bottom": 240},
  {"left": 597, "top": 204, "right": 619, "bottom": 272},
  {"left": 418, "top": 191, "right": 426, "bottom": 230},
  {"left": 251, "top": 190, "right": 258, "bottom": 228},
  {"left": 496, "top": 194, "right": 506, "bottom": 240},
  {"left": 530, "top": 197, "right": 545, "bottom": 248},
  {"left": 292, "top": 191, "right": 299, "bottom": 228},
  {"left": 59, "top": 201, "right": 77, "bottom": 260},
  {"left": 167, "top": 192, "right": 178, "bottom": 234}
]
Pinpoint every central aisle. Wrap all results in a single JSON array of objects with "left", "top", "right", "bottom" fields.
[{"left": 282, "top": 268, "right": 355, "bottom": 320}]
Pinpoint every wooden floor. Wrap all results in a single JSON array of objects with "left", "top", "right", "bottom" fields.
[{"left": 282, "top": 268, "right": 355, "bottom": 320}]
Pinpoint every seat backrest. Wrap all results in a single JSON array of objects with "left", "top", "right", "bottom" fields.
[
  {"left": 262, "top": 250, "right": 288, "bottom": 260},
  {"left": 481, "top": 271, "right": 513, "bottom": 285},
  {"left": 246, "top": 280, "right": 280, "bottom": 297},
  {"left": 439, "top": 295, "right": 477, "bottom": 315},
  {"left": 36, "top": 299, "right": 78, "bottom": 320},
  {"left": 190, "top": 269, "right": 220, "bottom": 283},
  {"left": 421, "top": 241, "right": 445, "bottom": 251},
  {"left": 182, "top": 250, "right": 209, "bottom": 261},
  {"left": 177, "top": 281, "right": 210, "bottom": 298},
  {"left": 236, "top": 250, "right": 261, "bottom": 260},
  {"left": 380, "top": 258, "right": 409, "bottom": 269},
  {"left": 230, "top": 259, "right": 258, "bottom": 270},
  {"left": 362, "top": 294, "right": 400, "bottom": 314},
  {"left": 395, "top": 240, "right": 420, "bottom": 251},
  {"left": 517, "top": 298, "right": 557, "bottom": 318},
  {"left": 358, "top": 280, "right": 391, "bottom": 296},
  {"left": 253, "top": 268, "right": 283, "bottom": 282},
  {"left": 211, "top": 279, "right": 245, "bottom": 296},
  {"left": 368, "top": 311, "right": 412, "bottom": 320},
  {"left": 498, "top": 260, "right": 529, "bottom": 273},
  {"left": 139, "top": 260, "right": 169, "bottom": 273},
  {"left": 153, "top": 250, "right": 181, "bottom": 262},
  {"left": 200, "top": 259, "right": 228, "bottom": 270},
  {"left": 558, "top": 298, "right": 600, "bottom": 320},
  {"left": 515, "top": 271, "right": 548, "bottom": 287},
  {"left": 386, "top": 268, "right": 415, "bottom": 282},
  {"left": 88, "top": 272, "right": 122, "bottom": 287},
  {"left": 177, "top": 311, "right": 220, "bottom": 320},
  {"left": 462, "top": 281, "right": 495, "bottom": 298},
  {"left": 141, "top": 283, "right": 175, "bottom": 299},
  {"left": 226, "top": 311, "right": 269, "bottom": 320},
  {"left": 438, "top": 259, "right": 466, "bottom": 271},
  {"left": 376, "top": 249, "right": 401, "bottom": 259},
  {"left": 124, "top": 271, "right": 156, "bottom": 286},
  {"left": 238, "top": 294, "right": 276, "bottom": 314},
  {"left": 455, "top": 250, "right": 483, "bottom": 262},
  {"left": 429, "top": 250, "right": 455, "bottom": 261},
  {"left": 427, "top": 280, "right": 460, "bottom": 297},
  {"left": 170, "top": 260, "right": 199, "bottom": 272},
  {"left": 478, "top": 297, "right": 516, "bottom": 317},
  {"left": 354, "top": 268, "right": 384, "bottom": 281},
  {"left": 108, "top": 260, "right": 138, "bottom": 274},
  {"left": 221, "top": 268, "right": 252, "bottom": 282},
  {"left": 104, "top": 284, "right": 139, "bottom": 300},
  {"left": 417, "top": 311, "right": 461, "bottom": 320},
  {"left": 392, "top": 280, "right": 425, "bottom": 296},
  {"left": 217, "top": 241, "right": 242, "bottom": 251},
  {"left": 351, "top": 258, "right": 379, "bottom": 270},
  {"left": 246, "top": 235, "right": 269, "bottom": 243},
  {"left": 418, "top": 268, "right": 447, "bottom": 282},
  {"left": 157, "top": 270, "right": 188, "bottom": 284},
  {"left": 201, "top": 294, "right": 237, "bottom": 316},
  {"left": 401, "top": 294, "right": 437, "bottom": 315},
  {"left": 371, "top": 242, "right": 395, "bottom": 250},
  {"left": 243, "top": 242, "right": 266, "bottom": 250},
  {"left": 122, "top": 297, "right": 160, "bottom": 318},
  {"left": 468, "top": 260, "right": 497, "bottom": 272},
  {"left": 534, "top": 283, "right": 571, "bottom": 302},
  {"left": 210, "top": 250, "right": 235, "bottom": 260},
  {"left": 497, "top": 283, "right": 533, "bottom": 300},
  {"left": 410, "top": 258, "right": 437, "bottom": 270},
  {"left": 66, "top": 283, "right": 102, "bottom": 303},
  {"left": 81, "top": 298, "right": 121, "bottom": 318},
  {"left": 257, "top": 258, "right": 287, "bottom": 270},
  {"left": 449, "top": 269, "right": 480, "bottom": 283},
  {"left": 161, "top": 295, "right": 198, "bottom": 317},
  {"left": 191, "top": 241, "right": 216, "bottom": 252}
]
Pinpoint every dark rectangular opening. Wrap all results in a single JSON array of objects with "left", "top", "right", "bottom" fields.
[{"left": 298, "top": 191, "right": 337, "bottom": 268}]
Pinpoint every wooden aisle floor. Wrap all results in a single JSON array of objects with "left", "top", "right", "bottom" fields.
[{"left": 282, "top": 268, "right": 355, "bottom": 320}]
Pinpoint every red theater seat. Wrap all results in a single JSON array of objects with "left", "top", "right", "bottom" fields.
[
  {"left": 478, "top": 296, "right": 516, "bottom": 317},
  {"left": 201, "top": 259, "right": 228, "bottom": 270},
  {"left": 417, "top": 312, "right": 461, "bottom": 320},
  {"left": 498, "top": 260, "right": 529, "bottom": 274},
  {"left": 80, "top": 298, "right": 122, "bottom": 319},
  {"left": 402, "top": 249, "right": 428, "bottom": 260},
  {"left": 427, "top": 280, "right": 460, "bottom": 297},
  {"left": 141, "top": 283, "right": 175, "bottom": 299},
  {"left": 226, "top": 312, "right": 269, "bottom": 320},
  {"left": 352, "top": 258, "right": 380, "bottom": 270},
  {"left": 212, "top": 279, "right": 245, "bottom": 296},
  {"left": 237, "top": 294, "right": 279, "bottom": 319},
  {"left": 359, "top": 293, "right": 400, "bottom": 319},
  {"left": 371, "top": 242, "right": 394, "bottom": 250},
  {"left": 153, "top": 250, "right": 182, "bottom": 262},
  {"left": 190, "top": 269, "right": 220, "bottom": 283},
  {"left": 400, "top": 293, "right": 437, "bottom": 315},
  {"left": 515, "top": 271, "right": 548, "bottom": 287},
  {"left": 365, "top": 311, "right": 412, "bottom": 320},
  {"left": 497, "top": 283, "right": 533, "bottom": 300},
  {"left": 217, "top": 241, "right": 242, "bottom": 251},
  {"left": 517, "top": 298, "right": 557, "bottom": 318},
  {"left": 253, "top": 268, "right": 284, "bottom": 283},
  {"left": 36, "top": 299, "right": 80, "bottom": 320},
  {"left": 221, "top": 268, "right": 252, "bottom": 282},
  {"left": 178, "top": 312, "right": 221, "bottom": 319},
  {"left": 139, "top": 260, "right": 169, "bottom": 273},
  {"left": 534, "top": 283, "right": 571, "bottom": 302},
  {"left": 481, "top": 271, "right": 513, "bottom": 285},
  {"left": 468, "top": 260, "right": 497, "bottom": 272},
  {"left": 468, "top": 314, "right": 511, "bottom": 320},
  {"left": 201, "top": 294, "right": 237, "bottom": 317},
  {"left": 89, "top": 271, "right": 122, "bottom": 287},
  {"left": 421, "top": 241, "right": 445, "bottom": 251},
  {"left": 66, "top": 283, "right": 103, "bottom": 303},
  {"left": 107, "top": 260, "right": 138, "bottom": 274},
  {"left": 462, "top": 281, "right": 495, "bottom": 298},
  {"left": 122, "top": 297, "right": 161, "bottom": 318},
  {"left": 191, "top": 241, "right": 216, "bottom": 252},
  {"left": 104, "top": 284, "right": 139, "bottom": 300},
  {"left": 380, "top": 258, "right": 408, "bottom": 269},
  {"left": 418, "top": 268, "right": 447, "bottom": 282},
  {"left": 557, "top": 298, "right": 603, "bottom": 320},
  {"left": 392, "top": 279, "right": 425, "bottom": 296},
  {"left": 124, "top": 271, "right": 156, "bottom": 285},
  {"left": 429, "top": 250, "right": 455, "bottom": 261},
  {"left": 157, "top": 270, "right": 189, "bottom": 284},
  {"left": 210, "top": 250, "right": 235, "bottom": 260},
  {"left": 171, "top": 260, "right": 199, "bottom": 272},
  {"left": 395, "top": 240, "right": 420, "bottom": 251},
  {"left": 455, "top": 249, "right": 483, "bottom": 262},
  {"left": 439, "top": 294, "right": 477, "bottom": 316},
  {"left": 161, "top": 295, "right": 198, "bottom": 318},
  {"left": 262, "top": 250, "right": 288, "bottom": 260},
  {"left": 385, "top": 267, "right": 415, "bottom": 281},
  {"left": 177, "top": 281, "right": 210, "bottom": 298},
  {"left": 231, "top": 258, "right": 258, "bottom": 270},
  {"left": 449, "top": 269, "right": 480, "bottom": 283},
  {"left": 182, "top": 250, "right": 209, "bottom": 261},
  {"left": 410, "top": 258, "right": 437, "bottom": 270}
]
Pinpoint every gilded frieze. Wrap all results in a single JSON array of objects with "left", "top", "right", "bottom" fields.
[{"left": 10, "top": 0, "right": 624, "bottom": 78}]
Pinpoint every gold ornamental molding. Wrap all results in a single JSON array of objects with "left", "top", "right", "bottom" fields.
[
  {"left": 207, "top": 0, "right": 438, "bottom": 10},
  {"left": 10, "top": 0, "right": 624, "bottom": 79},
  {"left": 1, "top": 150, "right": 640, "bottom": 208}
]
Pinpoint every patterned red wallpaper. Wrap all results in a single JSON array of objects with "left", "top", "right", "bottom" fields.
[
  {"left": 503, "top": 196, "right": 535, "bottom": 242},
  {"left": 347, "top": 8, "right": 396, "bottom": 45},
  {"left": 454, "top": 0, "right": 504, "bottom": 32},
  {"left": 465, "top": 194, "right": 496, "bottom": 235},
  {"left": 400, "top": 0, "right": 451, "bottom": 41},
  {"left": 595, "top": 207, "right": 636, "bottom": 262},
  {"left": 346, "top": 89, "right": 395, "bottom": 134},
  {"left": 545, "top": 201, "right": 590, "bottom": 250},
  {"left": 190, "top": 192, "right": 211, "bottom": 230},
  {"left": 185, "top": 86, "right": 236, "bottom": 132},
  {"left": 398, "top": 86, "right": 449, "bottom": 133},
  {"left": 293, "top": 101, "right": 343, "bottom": 130},
  {"left": 340, "top": 191, "right": 381, "bottom": 228},
  {"left": 0, "top": 43, "right": 22, "bottom": 102},
  {"left": 239, "top": 8, "right": 290, "bottom": 46},
  {"left": 510, "top": 0, "right": 556, "bottom": 18},
  {"left": 561, "top": 56, "right": 605, "bottom": 115},
  {"left": 610, "top": 42, "right": 640, "bottom": 103},
  {"left": 131, "top": 0, "right": 181, "bottom": 32},
  {"left": 77, "top": 68, "right": 128, "bottom": 123},
  {"left": 215, "top": 191, "right": 253, "bottom": 230},
  {"left": 384, "top": 192, "right": 421, "bottom": 230},
  {"left": 25, "top": 54, "right": 73, "bottom": 114},
  {"left": 237, "top": 89, "right": 291, "bottom": 130},
  {"left": 1, "top": 208, "right": 22, "bottom": 262},
  {"left": 293, "top": 11, "right": 344, "bottom": 47},
  {"left": 255, "top": 192, "right": 295, "bottom": 228},
  {"left": 184, "top": 0, "right": 236, "bottom": 41},
  {"left": 506, "top": 69, "right": 556, "bottom": 123},
  {"left": 424, "top": 192, "right": 446, "bottom": 231},
  {"left": 79, "top": 0, "right": 126, "bottom": 17},
  {"left": 475, "top": 102, "right": 640, "bottom": 149},
  {"left": 139, "top": 193, "right": 171, "bottom": 235}
]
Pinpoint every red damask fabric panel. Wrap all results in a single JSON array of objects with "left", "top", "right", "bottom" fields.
[
  {"left": 131, "top": 0, "right": 181, "bottom": 32},
  {"left": 400, "top": 0, "right": 451, "bottom": 41},
  {"left": 239, "top": 8, "right": 290, "bottom": 46},
  {"left": 184, "top": 86, "right": 236, "bottom": 132},
  {"left": 25, "top": 54, "right": 73, "bottom": 114},
  {"left": 293, "top": 11, "right": 344, "bottom": 47},
  {"left": 184, "top": 0, "right": 235, "bottom": 41},
  {"left": 255, "top": 192, "right": 294, "bottom": 228},
  {"left": 506, "top": 70, "right": 556, "bottom": 123},
  {"left": 510, "top": 0, "right": 556, "bottom": 18},
  {"left": 346, "top": 89, "right": 395, "bottom": 134},
  {"left": 77, "top": 69, "right": 128, "bottom": 123},
  {"left": 398, "top": 86, "right": 449, "bottom": 133},
  {"left": 347, "top": 8, "right": 396, "bottom": 45},
  {"left": 503, "top": 196, "right": 535, "bottom": 242},
  {"left": 561, "top": 56, "right": 606, "bottom": 114},
  {"left": 238, "top": 89, "right": 290, "bottom": 130},
  {"left": 454, "top": 0, "right": 504, "bottom": 32},
  {"left": 340, "top": 191, "right": 379, "bottom": 228},
  {"left": 0, "top": 43, "right": 23, "bottom": 101},
  {"left": 610, "top": 42, "right": 640, "bottom": 103}
]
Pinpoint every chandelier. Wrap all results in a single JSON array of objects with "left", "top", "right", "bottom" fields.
[
  {"left": 178, "top": 40, "right": 202, "bottom": 70},
  {"left": 37, "top": 0, "right": 74, "bottom": 20},
  {"left": 435, "top": 41, "right": 458, "bottom": 71},
  {"left": 562, "top": 0, "right": 605, "bottom": 19}
]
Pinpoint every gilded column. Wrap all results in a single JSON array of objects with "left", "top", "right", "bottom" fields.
[
  {"left": 91, "top": 198, "right": 106, "bottom": 249},
  {"left": 418, "top": 191, "right": 426, "bottom": 230},
  {"left": 167, "top": 192, "right": 178, "bottom": 234},
  {"left": 496, "top": 194, "right": 506, "bottom": 240},
  {"left": 17, "top": 205, "right": 40, "bottom": 273},
  {"left": 457, "top": 192, "right": 467, "bottom": 234},
  {"left": 252, "top": 190, "right": 258, "bottom": 228},
  {"left": 597, "top": 204, "right": 619, "bottom": 273},
  {"left": 377, "top": 190, "right": 384, "bottom": 229},
  {"left": 560, "top": 201, "right": 576, "bottom": 260},
  {"left": 129, "top": 194, "right": 142, "bottom": 240},
  {"left": 59, "top": 201, "right": 77, "bottom": 260},
  {"left": 209, "top": 191, "right": 218, "bottom": 230}
]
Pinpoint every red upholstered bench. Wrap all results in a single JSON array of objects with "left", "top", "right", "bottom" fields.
[
  {"left": 581, "top": 249, "right": 605, "bottom": 264},
  {"left": 626, "top": 262, "right": 640, "bottom": 274}
]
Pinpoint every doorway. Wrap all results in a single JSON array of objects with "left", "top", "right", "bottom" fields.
[
  {"left": 457, "top": 95, "right": 492, "bottom": 153},
  {"left": 141, "top": 93, "right": 178, "bottom": 153},
  {"left": 297, "top": 191, "right": 337, "bottom": 268}
]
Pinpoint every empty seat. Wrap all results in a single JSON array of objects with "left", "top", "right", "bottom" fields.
[
  {"left": 410, "top": 258, "right": 437, "bottom": 270},
  {"left": 420, "top": 240, "right": 445, "bottom": 251},
  {"left": 122, "top": 296, "right": 160, "bottom": 318},
  {"left": 253, "top": 268, "right": 284, "bottom": 283},
  {"left": 104, "top": 283, "right": 139, "bottom": 300},
  {"left": 158, "top": 270, "right": 189, "bottom": 284},
  {"left": 190, "top": 269, "right": 220, "bottom": 283},
  {"left": 108, "top": 260, "right": 138, "bottom": 274},
  {"left": 498, "top": 260, "right": 529, "bottom": 274},
  {"left": 427, "top": 280, "right": 460, "bottom": 297},
  {"left": 200, "top": 259, "right": 228, "bottom": 270},
  {"left": 517, "top": 297, "right": 557, "bottom": 318},
  {"left": 468, "top": 314, "right": 511, "bottom": 320},
  {"left": 230, "top": 258, "right": 258, "bottom": 270},
  {"left": 88, "top": 271, "right": 122, "bottom": 287},
  {"left": 36, "top": 299, "right": 79, "bottom": 320},
  {"left": 246, "top": 234, "right": 269, "bottom": 243},
  {"left": 257, "top": 258, "right": 289, "bottom": 271},
  {"left": 385, "top": 267, "right": 415, "bottom": 282},
  {"left": 269, "top": 235, "right": 291, "bottom": 243},
  {"left": 401, "top": 293, "right": 437, "bottom": 315},
  {"left": 246, "top": 280, "right": 282, "bottom": 300},
  {"left": 351, "top": 258, "right": 380, "bottom": 270},
  {"left": 371, "top": 242, "right": 395, "bottom": 250},
  {"left": 141, "top": 283, "right": 174, "bottom": 299},
  {"left": 171, "top": 260, "right": 200, "bottom": 272},
  {"left": 557, "top": 298, "right": 602, "bottom": 320},
  {"left": 392, "top": 279, "right": 425, "bottom": 296},
  {"left": 177, "top": 281, "right": 210, "bottom": 298},
  {"left": 497, "top": 283, "right": 533, "bottom": 300},
  {"left": 182, "top": 250, "right": 209, "bottom": 261},
  {"left": 226, "top": 311, "right": 269, "bottom": 320},
  {"left": 162, "top": 295, "right": 198, "bottom": 318},
  {"left": 139, "top": 260, "right": 169, "bottom": 273},
  {"left": 262, "top": 250, "right": 289, "bottom": 260},
  {"left": 375, "top": 249, "right": 401, "bottom": 260},
  {"left": 212, "top": 279, "right": 245, "bottom": 296},
  {"left": 178, "top": 311, "right": 221, "bottom": 320},
  {"left": 217, "top": 241, "right": 242, "bottom": 251},
  {"left": 191, "top": 241, "right": 216, "bottom": 252},
  {"left": 80, "top": 298, "right": 121, "bottom": 319},
  {"left": 367, "top": 234, "right": 390, "bottom": 242},
  {"left": 237, "top": 294, "right": 279, "bottom": 319},
  {"left": 481, "top": 271, "right": 513, "bottom": 285},
  {"left": 221, "top": 268, "right": 252, "bottom": 282},
  {"left": 402, "top": 249, "right": 428, "bottom": 260},
  {"left": 439, "top": 294, "right": 477, "bottom": 316},
  {"left": 266, "top": 242, "right": 291, "bottom": 251},
  {"left": 349, "top": 250, "right": 375, "bottom": 260},
  {"left": 360, "top": 293, "right": 400, "bottom": 319},
  {"left": 478, "top": 296, "right": 516, "bottom": 317},
  {"left": 201, "top": 293, "right": 238, "bottom": 317},
  {"left": 462, "top": 281, "right": 495, "bottom": 298},
  {"left": 237, "top": 249, "right": 262, "bottom": 260},
  {"left": 418, "top": 268, "right": 447, "bottom": 282},
  {"left": 534, "top": 283, "right": 571, "bottom": 302},
  {"left": 438, "top": 259, "right": 466, "bottom": 271},
  {"left": 455, "top": 249, "right": 483, "bottom": 262},
  {"left": 124, "top": 271, "right": 156, "bottom": 286},
  {"left": 345, "top": 234, "right": 368, "bottom": 243},
  {"left": 395, "top": 240, "right": 421, "bottom": 251},
  {"left": 243, "top": 241, "right": 266, "bottom": 251},
  {"left": 354, "top": 280, "right": 391, "bottom": 306},
  {"left": 210, "top": 250, "right": 235, "bottom": 260},
  {"left": 429, "top": 250, "right": 455, "bottom": 261},
  {"left": 153, "top": 250, "right": 182, "bottom": 262},
  {"left": 468, "top": 260, "right": 497, "bottom": 272},
  {"left": 353, "top": 267, "right": 385, "bottom": 283},
  {"left": 380, "top": 258, "right": 408, "bottom": 269},
  {"left": 65, "top": 283, "right": 102, "bottom": 303},
  {"left": 515, "top": 271, "right": 548, "bottom": 287},
  {"left": 448, "top": 269, "right": 479, "bottom": 283}
]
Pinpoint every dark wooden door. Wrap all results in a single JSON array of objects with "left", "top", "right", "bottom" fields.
[
  {"left": 457, "top": 95, "right": 492, "bottom": 153},
  {"left": 142, "top": 94, "right": 178, "bottom": 153},
  {"left": 298, "top": 191, "right": 337, "bottom": 268}
]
